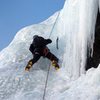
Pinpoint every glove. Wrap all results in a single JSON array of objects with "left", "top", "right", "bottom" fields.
[{"left": 47, "top": 39, "right": 52, "bottom": 43}]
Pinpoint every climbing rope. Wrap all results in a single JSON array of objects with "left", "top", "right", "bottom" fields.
[
  {"left": 43, "top": 10, "right": 61, "bottom": 100},
  {"left": 42, "top": 63, "right": 51, "bottom": 100},
  {"left": 49, "top": 10, "right": 61, "bottom": 38}
]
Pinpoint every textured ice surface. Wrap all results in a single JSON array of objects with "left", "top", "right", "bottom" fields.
[{"left": 0, "top": 0, "right": 99, "bottom": 100}]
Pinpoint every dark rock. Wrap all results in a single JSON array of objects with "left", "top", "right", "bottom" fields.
[{"left": 86, "top": 10, "right": 100, "bottom": 70}]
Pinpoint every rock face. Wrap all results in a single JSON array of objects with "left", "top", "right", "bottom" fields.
[{"left": 86, "top": 10, "right": 100, "bottom": 70}]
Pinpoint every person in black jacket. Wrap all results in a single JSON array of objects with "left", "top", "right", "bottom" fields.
[{"left": 25, "top": 35, "right": 60, "bottom": 71}]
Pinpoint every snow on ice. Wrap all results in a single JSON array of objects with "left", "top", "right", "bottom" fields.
[{"left": 0, "top": 0, "right": 100, "bottom": 100}]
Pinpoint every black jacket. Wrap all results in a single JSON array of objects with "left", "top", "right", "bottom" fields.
[{"left": 29, "top": 36, "right": 52, "bottom": 55}]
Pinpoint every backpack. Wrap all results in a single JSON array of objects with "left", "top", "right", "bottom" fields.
[{"left": 32, "top": 35, "right": 45, "bottom": 48}]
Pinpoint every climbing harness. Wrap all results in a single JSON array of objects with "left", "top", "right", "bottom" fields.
[
  {"left": 43, "top": 10, "right": 61, "bottom": 100},
  {"left": 43, "top": 47, "right": 49, "bottom": 56}
]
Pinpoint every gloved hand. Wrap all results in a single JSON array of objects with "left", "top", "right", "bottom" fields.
[{"left": 47, "top": 39, "right": 52, "bottom": 43}]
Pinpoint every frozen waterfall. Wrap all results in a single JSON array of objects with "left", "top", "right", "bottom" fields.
[{"left": 0, "top": 0, "right": 100, "bottom": 100}]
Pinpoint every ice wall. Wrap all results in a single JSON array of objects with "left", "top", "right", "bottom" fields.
[
  {"left": 0, "top": 0, "right": 99, "bottom": 100},
  {"left": 0, "top": 0, "right": 98, "bottom": 80},
  {"left": 52, "top": 0, "right": 98, "bottom": 79}
]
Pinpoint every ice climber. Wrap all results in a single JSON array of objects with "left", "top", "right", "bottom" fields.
[{"left": 25, "top": 35, "right": 60, "bottom": 71}]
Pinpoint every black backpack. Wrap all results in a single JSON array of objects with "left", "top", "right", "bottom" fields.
[{"left": 32, "top": 35, "right": 45, "bottom": 48}]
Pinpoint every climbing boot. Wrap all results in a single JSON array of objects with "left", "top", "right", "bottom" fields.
[
  {"left": 25, "top": 60, "right": 33, "bottom": 71},
  {"left": 52, "top": 60, "right": 60, "bottom": 70}
]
